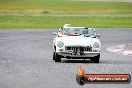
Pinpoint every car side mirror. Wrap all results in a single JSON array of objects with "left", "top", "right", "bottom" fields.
[
  {"left": 96, "top": 34, "right": 100, "bottom": 38},
  {"left": 53, "top": 32, "right": 57, "bottom": 35}
]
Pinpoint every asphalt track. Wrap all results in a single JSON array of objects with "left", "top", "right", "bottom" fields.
[{"left": 0, "top": 28, "right": 132, "bottom": 88}]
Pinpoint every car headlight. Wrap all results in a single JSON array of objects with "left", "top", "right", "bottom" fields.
[
  {"left": 93, "top": 42, "right": 99, "bottom": 48},
  {"left": 57, "top": 41, "right": 64, "bottom": 48}
]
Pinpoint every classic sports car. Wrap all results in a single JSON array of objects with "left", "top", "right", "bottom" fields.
[{"left": 53, "top": 24, "right": 101, "bottom": 63}]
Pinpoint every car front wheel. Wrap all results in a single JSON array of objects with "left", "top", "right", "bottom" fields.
[
  {"left": 91, "top": 54, "right": 100, "bottom": 63},
  {"left": 54, "top": 52, "right": 61, "bottom": 62},
  {"left": 53, "top": 52, "right": 55, "bottom": 60}
]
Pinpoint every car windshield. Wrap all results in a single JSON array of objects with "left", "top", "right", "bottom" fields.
[{"left": 60, "top": 28, "right": 96, "bottom": 36}]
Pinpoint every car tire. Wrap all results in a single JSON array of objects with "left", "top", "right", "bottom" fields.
[
  {"left": 55, "top": 52, "right": 61, "bottom": 62},
  {"left": 91, "top": 54, "right": 100, "bottom": 63}
]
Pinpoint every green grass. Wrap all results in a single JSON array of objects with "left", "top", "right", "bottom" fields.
[
  {"left": 0, "top": 0, "right": 132, "bottom": 14},
  {"left": 0, "top": 0, "right": 132, "bottom": 28},
  {"left": 0, "top": 15, "right": 132, "bottom": 28}
]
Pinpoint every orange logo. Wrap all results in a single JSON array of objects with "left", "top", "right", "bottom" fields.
[{"left": 76, "top": 66, "right": 131, "bottom": 85}]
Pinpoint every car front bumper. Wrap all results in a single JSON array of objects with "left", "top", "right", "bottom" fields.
[{"left": 57, "top": 51, "right": 100, "bottom": 58}]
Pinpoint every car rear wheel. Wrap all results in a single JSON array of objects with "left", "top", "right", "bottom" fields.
[
  {"left": 54, "top": 52, "right": 61, "bottom": 62},
  {"left": 91, "top": 54, "right": 100, "bottom": 63}
]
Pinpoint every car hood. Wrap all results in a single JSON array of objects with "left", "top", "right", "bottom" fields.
[{"left": 56, "top": 36, "right": 100, "bottom": 46}]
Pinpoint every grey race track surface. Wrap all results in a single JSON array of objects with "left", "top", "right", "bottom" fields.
[{"left": 0, "top": 28, "right": 132, "bottom": 88}]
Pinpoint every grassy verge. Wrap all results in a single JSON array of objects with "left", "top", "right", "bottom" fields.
[
  {"left": 0, "top": 0, "right": 132, "bottom": 28},
  {"left": 0, "top": 0, "right": 132, "bottom": 14},
  {"left": 0, "top": 15, "right": 132, "bottom": 28}
]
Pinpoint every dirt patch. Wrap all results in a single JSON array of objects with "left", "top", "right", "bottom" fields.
[{"left": 126, "top": 44, "right": 132, "bottom": 50}]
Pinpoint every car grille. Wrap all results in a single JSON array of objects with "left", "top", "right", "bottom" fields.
[{"left": 65, "top": 46, "right": 92, "bottom": 52}]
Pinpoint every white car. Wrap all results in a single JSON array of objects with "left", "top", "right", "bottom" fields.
[{"left": 53, "top": 25, "right": 101, "bottom": 63}]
